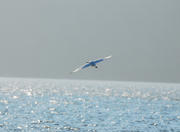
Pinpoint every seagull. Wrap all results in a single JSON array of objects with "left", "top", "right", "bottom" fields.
[{"left": 71, "top": 55, "right": 112, "bottom": 73}]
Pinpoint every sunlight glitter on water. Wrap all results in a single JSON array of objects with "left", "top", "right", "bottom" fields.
[{"left": 0, "top": 78, "right": 180, "bottom": 131}]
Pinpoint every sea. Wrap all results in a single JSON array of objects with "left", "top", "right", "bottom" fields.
[{"left": 0, "top": 78, "right": 180, "bottom": 132}]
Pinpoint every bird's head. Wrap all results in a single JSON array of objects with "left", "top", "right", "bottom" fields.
[{"left": 86, "top": 61, "right": 90, "bottom": 63}]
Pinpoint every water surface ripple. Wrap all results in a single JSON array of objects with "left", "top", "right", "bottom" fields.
[{"left": 0, "top": 78, "right": 180, "bottom": 132}]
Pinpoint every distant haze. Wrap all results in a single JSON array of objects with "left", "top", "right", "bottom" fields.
[{"left": 0, "top": 0, "right": 179, "bottom": 83}]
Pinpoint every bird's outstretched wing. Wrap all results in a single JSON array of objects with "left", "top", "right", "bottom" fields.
[
  {"left": 71, "top": 55, "right": 112, "bottom": 73},
  {"left": 94, "top": 55, "right": 112, "bottom": 64},
  {"left": 71, "top": 63, "right": 91, "bottom": 73}
]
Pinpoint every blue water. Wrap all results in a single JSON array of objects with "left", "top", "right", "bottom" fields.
[{"left": 0, "top": 78, "right": 180, "bottom": 132}]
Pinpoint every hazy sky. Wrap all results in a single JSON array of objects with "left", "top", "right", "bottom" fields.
[{"left": 0, "top": 0, "right": 179, "bottom": 83}]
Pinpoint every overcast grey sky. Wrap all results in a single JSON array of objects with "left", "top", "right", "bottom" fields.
[{"left": 0, "top": 0, "right": 179, "bottom": 83}]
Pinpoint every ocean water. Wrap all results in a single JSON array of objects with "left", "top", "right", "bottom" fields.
[{"left": 0, "top": 78, "right": 180, "bottom": 132}]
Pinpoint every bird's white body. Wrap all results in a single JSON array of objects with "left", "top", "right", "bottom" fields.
[{"left": 71, "top": 55, "right": 112, "bottom": 73}]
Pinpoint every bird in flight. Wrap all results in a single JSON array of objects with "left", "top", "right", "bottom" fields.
[{"left": 71, "top": 55, "right": 112, "bottom": 73}]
